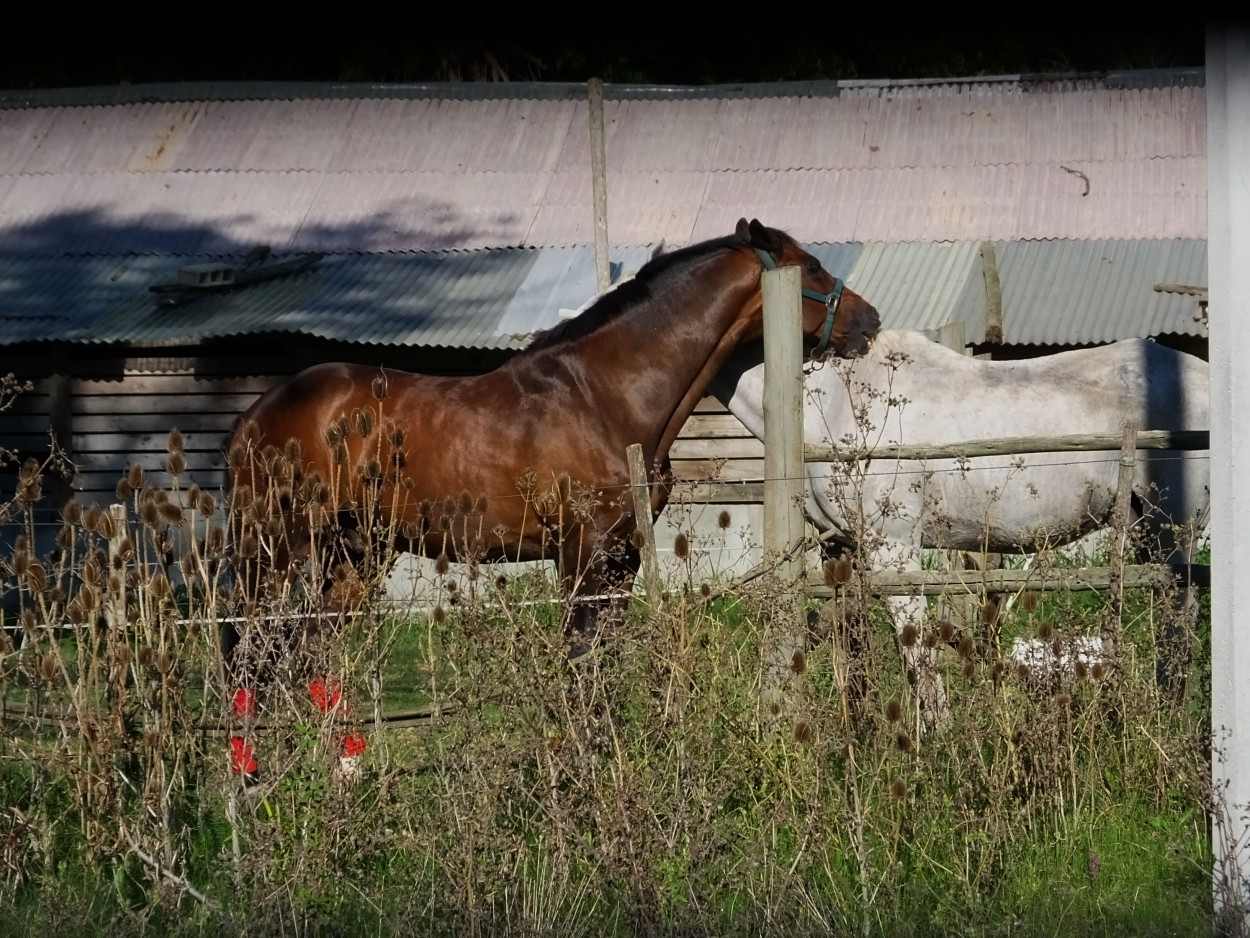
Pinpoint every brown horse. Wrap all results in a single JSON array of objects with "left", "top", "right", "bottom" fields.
[{"left": 222, "top": 219, "right": 879, "bottom": 779}]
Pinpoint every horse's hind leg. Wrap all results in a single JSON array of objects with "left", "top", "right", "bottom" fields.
[
  {"left": 1151, "top": 519, "right": 1204, "bottom": 702},
  {"left": 890, "top": 594, "right": 951, "bottom": 730}
]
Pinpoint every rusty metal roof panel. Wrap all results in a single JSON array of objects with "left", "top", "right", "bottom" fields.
[{"left": 950, "top": 238, "right": 1208, "bottom": 346}]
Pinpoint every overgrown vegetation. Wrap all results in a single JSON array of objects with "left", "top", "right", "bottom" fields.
[{"left": 0, "top": 382, "right": 1221, "bottom": 937}]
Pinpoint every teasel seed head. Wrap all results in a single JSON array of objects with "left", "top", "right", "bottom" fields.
[
  {"left": 961, "top": 660, "right": 976, "bottom": 681},
  {"left": 896, "top": 732, "right": 914, "bottom": 753},
  {"left": 1019, "top": 590, "right": 1039, "bottom": 613},
  {"left": 65, "top": 597, "right": 86, "bottom": 625},
  {"left": 890, "top": 779, "right": 908, "bottom": 799},
  {"left": 166, "top": 451, "right": 186, "bottom": 477},
  {"left": 790, "top": 649, "right": 806, "bottom": 675},
  {"left": 62, "top": 499, "right": 83, "bottom": 525},
  {"left": 957, "top": 634, "right": 975, "bottom": 659},
  {"left": 980, "top": 599, "right": 999, "bottom": 626},
  {"left": 435, "top": 553, "right": 450, "bottom": 576},
  {"left": 198, "top": 490, "right": 216, "bottom": 517},
  {"left": 1091, "top": 662, "right": 1107, "bottom": 681},
  {"left": 82, "top": 504, "right": 102, "bottom": 533},
  {"left": 900, "top": 623, "right": 919, "bottom": 647},
  {"left": 673, "top": 532, "right": 690, "bottom": 561},
  {"left": 371, "top": 373, "right": 389, "bottom": 401},
  {"left": 351, "top": 407, "right": 374, "bottom": 438},
  {"left": 39, "top": 654, "right": 58, "bottom": 683},
  {"left": 127, "top": 462, "right": 146, "bottom": 490},
  {"left": 885, "top": 696, "right": 902, "bottom": 723},
  {"left": 717, "top": 509, "right": 732, "bottom": 530},
  {"left": 793, "top": 721, "right": 813, "bottom": 744},
  {"left": 432, "top": 605, "right": 446, "bottom": 625},
  {"left": 938, "top": 620, "right": 956, "bottom": 643},
  {"left": 138, "top": 645, "right": 155, "bottom": 668},
  {"left": 1037, "top": 621, "right": 1054, "bottom": 641},
  {"left": 149, "top": 572, "right": 171, "bottom": 600},
  {"left": 1074, "top": 660, "right": 1089, "bottom": 681},
  {"left": 922, "top": 630, "right": 939, "bottom": 649}
]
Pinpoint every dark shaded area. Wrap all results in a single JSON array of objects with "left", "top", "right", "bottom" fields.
[{"left": 1, "top": 28, "right": 1208, "bottom": 90}]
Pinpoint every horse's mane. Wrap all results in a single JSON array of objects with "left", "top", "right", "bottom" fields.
[{"left": 523, "top": 230, "right": 755, "bottom": 353}]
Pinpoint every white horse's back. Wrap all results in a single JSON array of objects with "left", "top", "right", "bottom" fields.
[{"left": 717, "top": 329, "right": 1209, "bottom": 554}]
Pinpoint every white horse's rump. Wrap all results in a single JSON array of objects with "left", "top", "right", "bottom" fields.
[{"left": 713, "top": 330, "right": 1210, "bottom": 721}]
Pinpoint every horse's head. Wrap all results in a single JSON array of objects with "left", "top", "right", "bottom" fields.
[{"left": 737, "top": 218, "right": 880, "bottom": 359}]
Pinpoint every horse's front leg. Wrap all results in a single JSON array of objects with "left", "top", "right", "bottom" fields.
[
  {"left": 561, "top": 528, "right": 639, "bottom": 661},
  {"left": 875, "top": 541, "right": 951, "bottom": 732},
  {"left": 888, "top": 593, "right": 950, "bottom": 732}
]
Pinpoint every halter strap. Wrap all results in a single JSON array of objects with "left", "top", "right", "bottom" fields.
[{"left": 756, "top": 248, "right": 845, "bottom": 359}]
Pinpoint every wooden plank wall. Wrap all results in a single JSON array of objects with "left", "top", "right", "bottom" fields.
[{"left": 0, "top": 361, "right": 770, "bottom": 578}]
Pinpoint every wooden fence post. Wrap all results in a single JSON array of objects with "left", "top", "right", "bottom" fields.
[
  {"left": 588, "top": 78, "right": 610, "bottom": 294},
  {"left": 760, "top": 265, "right": 807, "bottom": 723},
  {"left": 626, "top": 443, "right": 661, "bottom": 605}
]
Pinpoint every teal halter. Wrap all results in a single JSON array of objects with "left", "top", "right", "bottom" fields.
[{"left": 756, "top": 248, "right": 845, "bottom": 359}]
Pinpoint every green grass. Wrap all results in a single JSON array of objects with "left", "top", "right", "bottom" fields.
[{"left": 0, "top": 526, "right": 1218, "bottom": 937}]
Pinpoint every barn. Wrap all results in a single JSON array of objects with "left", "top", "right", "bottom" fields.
[{"left": 0, "top": 70, "right": 1208, "bottom": 591}]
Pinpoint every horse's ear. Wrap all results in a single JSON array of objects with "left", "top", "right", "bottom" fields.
[
  {"left": 746, "top": 218, "right": 781, "bottom": 253},
  {"left": 735, "top": 218, "right": 751, "bottom": 239}
]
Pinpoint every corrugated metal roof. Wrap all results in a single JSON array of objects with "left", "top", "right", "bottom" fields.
[
  {"left": 0, "top": 246, "right": 658, "bottom": 351},
  {"left": 840, "top": 241, "right": 984, "bottom": 333},
  {"left": 0, "top": 74, "right": 1208, "bottom": 252},
  {"left": 3, "top": 86, "right": 1205, "bottom": 175},
  {"left": 948, "top": 239, "right": 1208, "bottom": 346},
  {"left": 0, "top": 70, "right": 1204, "bottom": 111},
  {"left": 0, "top": 240, "right": 1206, "bottom": 354}
]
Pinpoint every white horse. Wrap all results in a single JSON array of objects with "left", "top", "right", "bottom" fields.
[{"left": 711, "top": 329, "right": 1210, "bottom": 722}]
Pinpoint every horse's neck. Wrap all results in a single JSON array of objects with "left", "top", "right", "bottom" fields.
[{"left": 592, "top": 255, "right": 759, "bottom": 456}]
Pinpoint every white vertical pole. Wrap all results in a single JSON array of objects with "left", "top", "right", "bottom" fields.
[{"left": 1208, "top": 25, "right": 1250, "bottom": 930}]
